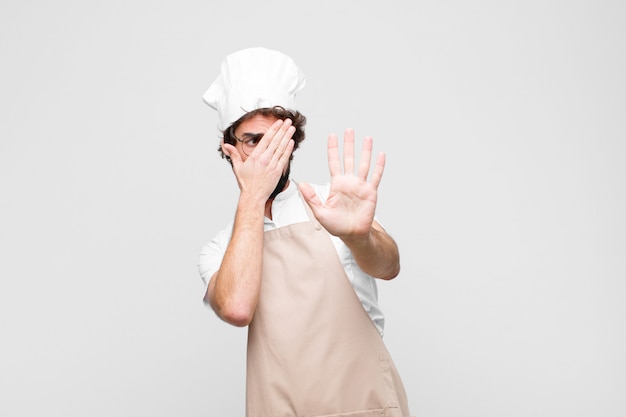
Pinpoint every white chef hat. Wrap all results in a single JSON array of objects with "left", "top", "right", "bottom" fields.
[{"left": 203, "top": 47, "right": 306, "bottom": 131}]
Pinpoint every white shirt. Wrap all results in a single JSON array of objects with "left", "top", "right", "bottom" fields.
[{"left": 198, "top": 180, "right": 385, "bottom": 335}]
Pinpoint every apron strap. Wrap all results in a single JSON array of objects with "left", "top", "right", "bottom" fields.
[{"left": 293, "top": 181, "right": 322, "bottom": 230}]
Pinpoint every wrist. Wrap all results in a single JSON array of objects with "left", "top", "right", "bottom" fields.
[
  {"left": 238, "top": 191, "right": 268, "bottom": 209},
  {"left": 340, "top": 229, "right": 374, "bottom": 251}
]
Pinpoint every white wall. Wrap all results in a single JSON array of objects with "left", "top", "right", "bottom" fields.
[{"left": 1, "top": 1, "right": 624, "bottom": 416}]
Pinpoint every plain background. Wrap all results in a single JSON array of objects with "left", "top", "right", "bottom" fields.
[{"left": 1, "top": 1, "right": 624, "bottom": 416}]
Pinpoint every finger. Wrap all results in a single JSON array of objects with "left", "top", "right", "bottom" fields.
[
  {"left": 272, "top": 124, "right": 295, "bottom": 163},
  {"left": 266, "top": 118, "right": 292, "bottom": 156},
  {"left": 369, "top": 152, "right": 386, "bottom": 189},
  {"left": 222, "top": 141, "right": 239, "bottom": 162},
  {"left": 226, "top": 146, "right": 243, "bottom": 169},
  {"left": 343, "top": 128, "right": 355, "bottom": 175},
  {"left": 327, "top": 134, "right": 341, "bottom": 177},
  {"left": 256, "top": 119, "right": 284, "bottom": 154},
  {"left": 357, "top": 136, "right": 373, "bottom": 180},
  {"left": 298, "top": 182, "right": 322, "bottom": 209},
  {"left": 276, "top": 138, "right": 295, "bottom": 167}
]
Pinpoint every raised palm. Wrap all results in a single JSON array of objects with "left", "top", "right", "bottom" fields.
[{"left": 299, "top": 129, "right": 386, "bottom": 239}]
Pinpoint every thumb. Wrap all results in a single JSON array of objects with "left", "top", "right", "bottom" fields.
[
  {"left": 222, "top": 141, "right": 242, "bottom": 167},
  {"left": 298, "top": 182, "right": 322, "bottom": 209}
]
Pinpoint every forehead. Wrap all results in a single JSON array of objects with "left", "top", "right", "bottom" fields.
[{"left": 234, "top": 114, "right": 279, "bottom": 136}]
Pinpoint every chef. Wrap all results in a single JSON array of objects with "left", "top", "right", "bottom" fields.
[{"left": 198, "top": 47, "right": 412, "bottom": 417}]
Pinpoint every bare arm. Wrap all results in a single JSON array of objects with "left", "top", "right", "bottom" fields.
[
  {"left": 341, "top": 220, "right": 400, "bottom": 280},
  {"left": 205, "top": 119, "right": 295, "bottom": 326},
  {"left": 299, "top": 129, "right": 400, "bottom": 280},
  {"left": 205, "top": 193, "right": 265, "bottom": 326}
]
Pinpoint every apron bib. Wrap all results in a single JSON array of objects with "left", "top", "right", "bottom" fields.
[{"left": 246, "top": 193, "right": 412, "bottom": 417}]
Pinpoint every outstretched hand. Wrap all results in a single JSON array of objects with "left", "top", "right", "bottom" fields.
[{"left": 298, "top": 129, "right": 386, "bottom": 239}]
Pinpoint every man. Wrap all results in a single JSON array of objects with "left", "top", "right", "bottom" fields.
[{"left": 198, "top": 47, "right": 412, "bottom": 417}]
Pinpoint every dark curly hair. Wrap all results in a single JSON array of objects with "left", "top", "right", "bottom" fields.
[{"left": 219, "top": 106, "right": 307, "bottom": 164}]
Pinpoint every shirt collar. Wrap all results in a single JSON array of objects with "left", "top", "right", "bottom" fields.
[{"left": 273, "top": 179, "right": 297, "bottom": 202}]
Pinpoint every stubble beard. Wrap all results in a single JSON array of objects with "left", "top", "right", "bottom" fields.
[{"left": 269, "top": 162, "right": 291, "bottom": 200}]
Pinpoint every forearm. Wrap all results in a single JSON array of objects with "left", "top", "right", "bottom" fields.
[
  {"left": 341, "top": 222, "right": 400, "bottom": 280},
  {"left": 206, "top": 195, "right": 266, "bottom": 326}
]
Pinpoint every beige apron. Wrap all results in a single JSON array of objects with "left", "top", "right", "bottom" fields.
[{"left": 246, "top": 194, "right": 412, "bottom": 417}]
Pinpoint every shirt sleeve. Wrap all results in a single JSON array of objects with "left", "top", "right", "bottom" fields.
[{"left": 197, "top": 224, "right": 233, "bottom": 302}]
